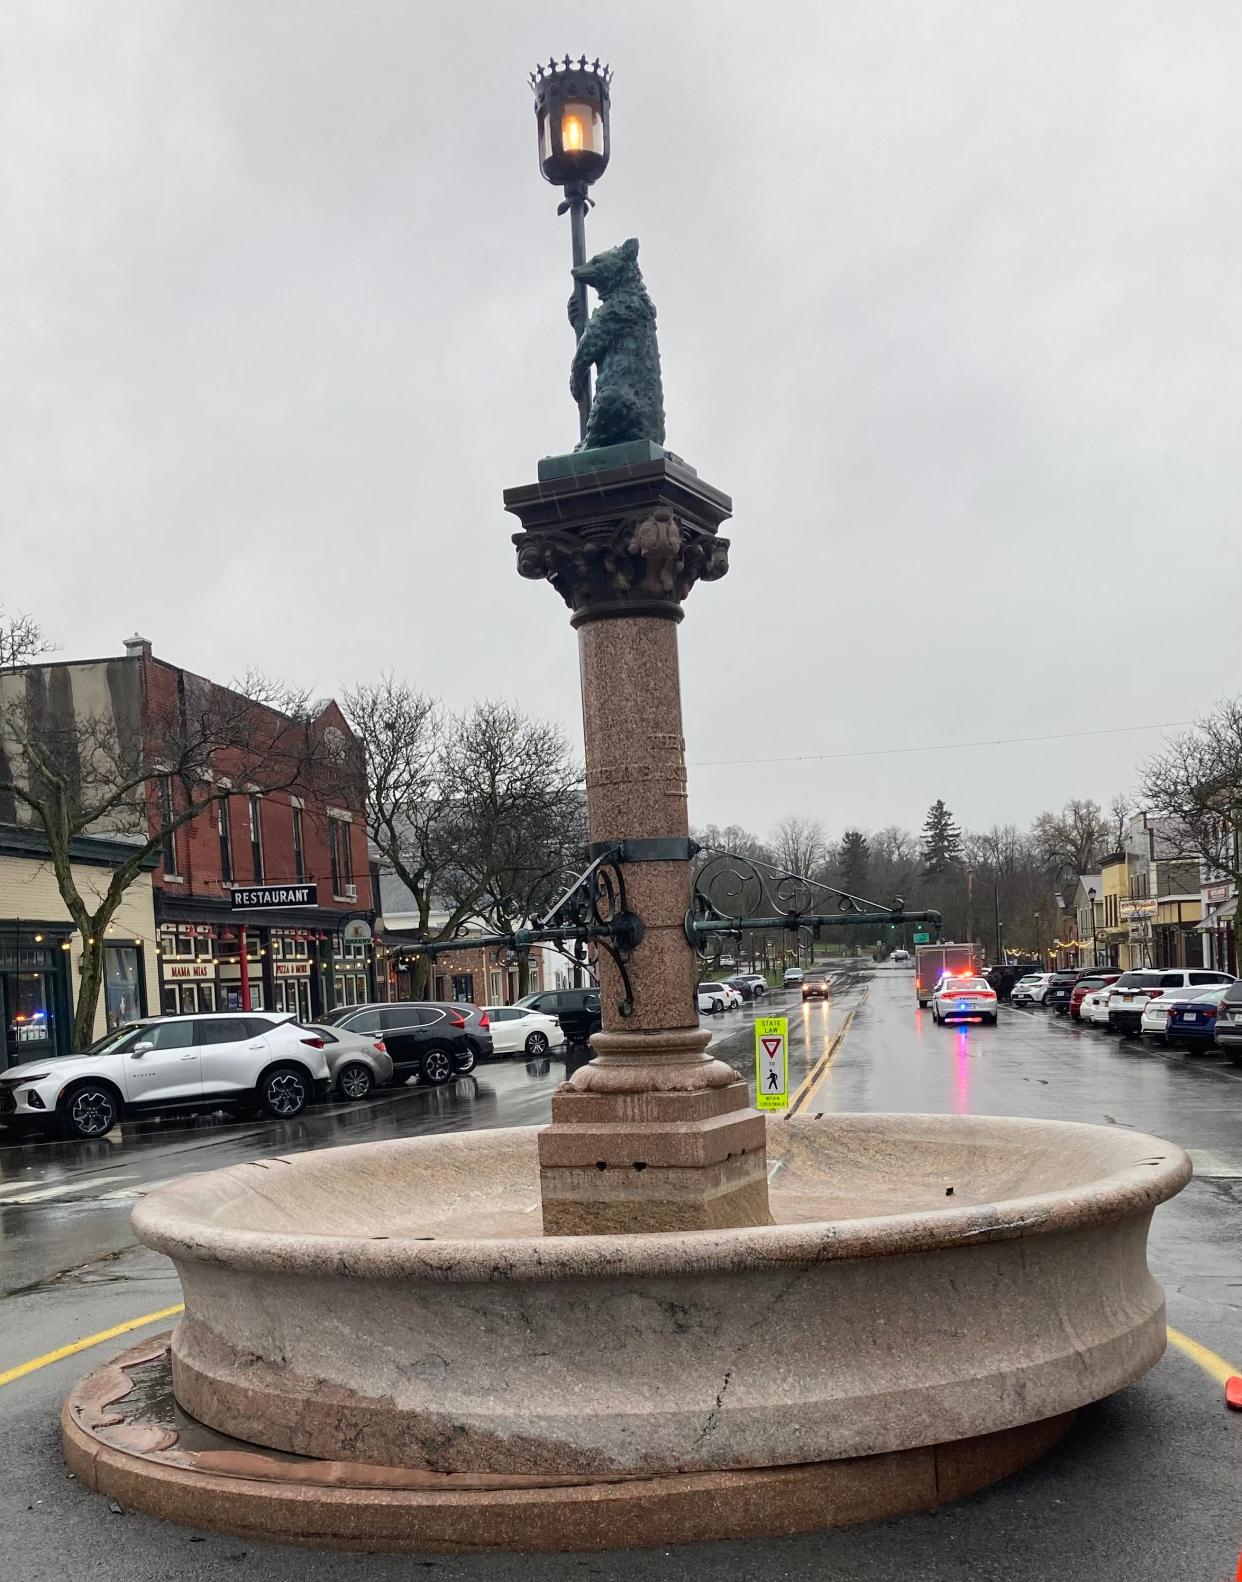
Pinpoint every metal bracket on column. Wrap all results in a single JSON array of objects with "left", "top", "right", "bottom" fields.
[{"left": 586, "top": 837, "right": 701, "bottom": 865}]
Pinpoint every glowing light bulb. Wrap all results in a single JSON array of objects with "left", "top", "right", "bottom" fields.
[{"left": 563, "top": 114, "right": 584, "bottom": 151}]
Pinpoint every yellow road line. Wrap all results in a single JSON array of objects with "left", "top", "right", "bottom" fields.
[
  {"left": 788, "top": 987, "right": 868, "bottom": 1118},
  {"left": 0, "top": 1302, "right": 184, "bottom": 1389},
  {"left": 1166, "top": 1324, "right": 1242, "bottom": 1387}
]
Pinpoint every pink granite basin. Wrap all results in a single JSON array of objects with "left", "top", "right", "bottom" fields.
[{"left": 132, "top": 1113, "right": 1190, "bottom": 1478}]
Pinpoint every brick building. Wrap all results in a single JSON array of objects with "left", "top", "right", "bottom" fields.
[{"left": 1, "top": 636, "right": 376, "bottom": 1031}]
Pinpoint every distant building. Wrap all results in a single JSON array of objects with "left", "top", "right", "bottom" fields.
[{"left": 373, "top": 869, "right": 548, "bottom": 1006}]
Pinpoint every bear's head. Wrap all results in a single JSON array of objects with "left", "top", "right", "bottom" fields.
[{"left": 573, "top": 237, "right": 641, "bottom": 296}]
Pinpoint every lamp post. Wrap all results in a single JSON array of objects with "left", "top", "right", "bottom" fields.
[
  {"left": 1088, "top": 886, "right": 1098, "bottom": 968},
  {"left": 530, "top": 56, "right": 612, "bottom": 439},
  {"left": 1033, "top": 910, "right": 1041, "bottom": 965},
  {"left": 511, "top": 60, "right": 751, "bottom": 1235}
]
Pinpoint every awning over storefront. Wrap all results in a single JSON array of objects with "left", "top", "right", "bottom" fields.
[{"left": 1197, "top": 898, "right": 1237, "bottom": 931}]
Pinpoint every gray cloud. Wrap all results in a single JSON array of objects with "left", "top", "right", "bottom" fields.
[{"left": 2, "top": 0, "right": 1239, "bottom": 841}]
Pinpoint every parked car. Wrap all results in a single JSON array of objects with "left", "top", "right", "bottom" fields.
[
  {"left": 318, "top": 1002, "right": 475, "bottom": 1086},
  {"left": 1045, "top": 969, "right": 1093, "bottom": 1016},
  {"left": 1214, "top": 980, "right": 1242, "bottom": 1064},
  {"left": 0, "top": 1012, "right": 331, "bottom": 1140},
  {"left": 1012, "top": 973, "right": 1053, "bottom": 1006},
  {"left": 698, "top": 981, "right": 743, "bottom": 1013},
  {"left": 801, "top": 975, "right": 831, "bottom": 1000},
  {"left": 1108, "top": 969, "right": 1236, "bottom": 1038},
  {"left": 1069, "top": 972, "right": 1122, "bottom": 1020},
  {"left": 516, "top": 987, "right": 602, "bottom": 1045},
  {"left": 725, "top": 975, "right": 763, "bottom": 1002},
  {"left": 423, "top": 1003, "right": 494, "bottom": 1067},
  {"left": 306, "top": 1023, "right": 394, "bottom": 1101},
  {"left": 483, "top": 1005, "right": 565, "bottom": 1058},
  {"left": 930, "top": 975, "right": 998, "bottom": 1025},
  {"left": 783, "top": 968, "right": 804, "bottom": 988},
  {"left": 1161, "top": 985, "right": 1234, "bottom": 1050},
  {"left": 1081, "top": 984, "right": 1115, "bottom": 1026}
]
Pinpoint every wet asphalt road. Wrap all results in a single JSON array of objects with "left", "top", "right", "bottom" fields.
[{"left": 1, "top": 961, "right": 1239, "bottom": 1581}]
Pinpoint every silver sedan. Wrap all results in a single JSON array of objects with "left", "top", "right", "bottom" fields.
[{"left": 308, "top": 1023, "right": 395, "bottom": 1101}]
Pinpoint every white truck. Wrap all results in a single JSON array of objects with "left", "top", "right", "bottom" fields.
[{"left": 915, "top": 942, "right": 983, "bottom": 1008}]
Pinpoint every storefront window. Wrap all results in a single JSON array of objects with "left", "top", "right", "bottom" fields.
[
  {"left": 451, "top": 974, "right": 475, "bottom": 1003},
  {"left": 8, "top": 973, "right": 51, "bottom": 1048},
  {"left": 104, "top": 945, "right": 144, "bottom": 1031},
  {"left": 2, "top": 940, "right": 67, "bottom": 1067}
]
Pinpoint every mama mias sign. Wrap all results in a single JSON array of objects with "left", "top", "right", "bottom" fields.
[{"left": 230, "top": 884, "right": 318, "bottom": 910}]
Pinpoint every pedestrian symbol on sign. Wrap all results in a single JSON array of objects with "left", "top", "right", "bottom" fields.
[{"left": 755, "top": 1018, "right": 789, "bottom": 1112}]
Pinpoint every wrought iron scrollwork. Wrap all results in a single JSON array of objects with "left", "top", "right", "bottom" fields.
[
  {"left": 686, "top": 846, "right": 907, "bottom": 952},
  {"left": 538, "top": 846, "right": 643, "bottom": 1017}
]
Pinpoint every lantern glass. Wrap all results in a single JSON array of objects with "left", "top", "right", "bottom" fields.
[
  {"left": 561, "top": 99, "right": 603, "bottom": 157},
  {"left": 537, "top": 92, "right": 608, "bottom": 184}
]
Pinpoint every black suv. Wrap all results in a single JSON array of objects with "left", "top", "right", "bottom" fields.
[
  {"left": 423, "top": 1004, "right": 494, "bottom": 1066},
  {"left": 516, "top": 987, "right": 602, "bottom": 1045},
  {"left": 1046, "top": 969, "right": 1091, "bottom": 1015},
  {"left": 319, "top": 1003, "right": 475, "bottom": 1086}
]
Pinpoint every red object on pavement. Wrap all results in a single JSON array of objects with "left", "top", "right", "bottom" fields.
[{"left": 1225, "top": 1375, "right": 1242, "bottom": 1410}]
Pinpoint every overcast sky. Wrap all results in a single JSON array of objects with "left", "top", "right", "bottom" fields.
[{"left": 3, "top": 1, "right": 1239, "bottom": 843}]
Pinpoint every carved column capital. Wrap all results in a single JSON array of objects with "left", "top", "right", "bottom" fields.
[{"left": 504, "top": 456, "right": 733, "bottom": 626}]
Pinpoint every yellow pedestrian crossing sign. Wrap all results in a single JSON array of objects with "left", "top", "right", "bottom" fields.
[{"left": 755, "top": 1017, "right": 788, "bottom": 1111}]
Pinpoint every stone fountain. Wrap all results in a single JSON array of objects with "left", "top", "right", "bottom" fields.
[{"left": 62, "top": 237, "right": 1190, "bottom": 1551}]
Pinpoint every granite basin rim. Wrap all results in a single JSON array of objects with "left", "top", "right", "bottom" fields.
[{"left": 131, "top": 1113, "right": 1192, "bottom": 1282}]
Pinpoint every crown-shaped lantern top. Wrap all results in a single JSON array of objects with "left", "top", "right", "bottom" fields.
[{"left": 529, "top": 57, "right": 613, "bottom": 188}]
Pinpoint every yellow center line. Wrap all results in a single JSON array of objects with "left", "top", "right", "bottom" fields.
[
  {"left": 788, "top": 986, "right": 869, "bottom": 1118},
  {"left": 1166, "top": 1324, "right": 1242, "bottom": 1387},
  {"left": 0, "top": 1302, "right": 184, "bottom": 1389}
]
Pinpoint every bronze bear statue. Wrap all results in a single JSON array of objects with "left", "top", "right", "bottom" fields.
[{"left": 569, "top": 237, "right": 666, "bottom": 452}]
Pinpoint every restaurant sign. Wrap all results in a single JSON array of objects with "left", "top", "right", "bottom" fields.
[{"left": 230, "top": 884, "right": 318, "bottom": 910}]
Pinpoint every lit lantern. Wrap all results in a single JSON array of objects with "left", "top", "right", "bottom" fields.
[{"left": 531, "top": 56, "right": 612, "bottom": 190}]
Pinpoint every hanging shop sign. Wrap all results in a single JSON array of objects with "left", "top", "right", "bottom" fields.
[
  {"left": 230, "top": 884, "right": 318, "bottom": 910},
  {"left": 342, "top": 919, "right": 372, "bottom": 944}
]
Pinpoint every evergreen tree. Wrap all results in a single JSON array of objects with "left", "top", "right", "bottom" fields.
[
  {"left": 921, "top": 799, "right": 963, "bottom": 875},
  {"left": 838, "top": 829, "right": 871, "bottom": 900}
]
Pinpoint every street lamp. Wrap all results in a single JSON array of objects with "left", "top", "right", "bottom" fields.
[
  {"left": 1088, "top": 886, "right": 1098, "bottom": 968},
  {"left": 530, "top": 56, "right": 613, "bottom": 438},
  {"left": 1033, "top": 909, "right": 1041, "bottom": 964}
]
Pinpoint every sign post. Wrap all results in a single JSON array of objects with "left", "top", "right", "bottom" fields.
[{"left": 754, "top": 1016, "right": 788, "bottom": 1112}]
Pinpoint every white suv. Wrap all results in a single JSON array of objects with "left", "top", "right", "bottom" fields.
[{"left": 0, "top": 1013, "right": 332, "bottom": 1140}]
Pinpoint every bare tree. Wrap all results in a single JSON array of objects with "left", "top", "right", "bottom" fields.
[
  {"left": 1107, "top": 792, "right": 1133, "bottom": 853},
  {"left": 344, "top": 680, "right": 584, "bottom": 996},
  {"left": 691, "top": 822, "right": 772, "bottom": 863},
  {"left": 1031, "top": 798, "right": 1108, "bottom": 886},
  {"left": 769, "top": 814, "right": 828, "bottom": 879},
  {"left": 0, "top": 665, "right": 348, "bottom": 1049},
  {"left": 0, "top": 609, "right": 56, "bottom": 672},
  {"left": 444, "top": 701, "right": 585, "bottom": 995},
  {"left": 1141, "top": 701, "right": 1242, "bottom": 966}
]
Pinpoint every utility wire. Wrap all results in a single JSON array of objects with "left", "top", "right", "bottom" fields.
[{"left": 689, "top": 719, "right": 1195, "bottom": 771}]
